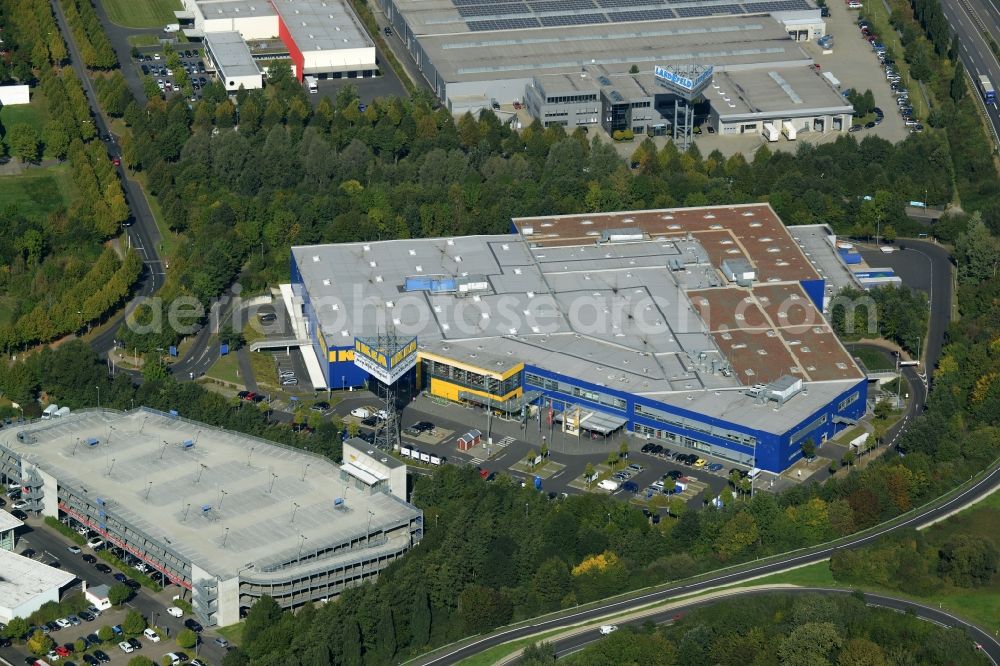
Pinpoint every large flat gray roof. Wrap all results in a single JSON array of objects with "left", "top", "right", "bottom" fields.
[
  {"left": 293, "top": 204, "right": 863, "bottom": 434},
  {"left": 0, "top": 549, "right": 76, "bottom": 610},
  {"left": 0, "top": 410, "right": 420, "bottom": 579},
  {"left": 195, "top": 0, "right": 276, "bottom": 20},
  {"left": 204, "top": 31, "right": 263, "bottom": 78},
  {"left": 711, "top": 67, "right": 854, "bottom": 117},
  {"left": 272, "top": 0, "right": 372, "bottom": 52},
  {"left": 414, "top": 16, "right": 810, "bottom": 84}
]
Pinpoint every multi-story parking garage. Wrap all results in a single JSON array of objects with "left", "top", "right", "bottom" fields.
[
  {"left": 288, "top": 204, "right": 868, "bottom": 473},
  {"left": 0, "top": 409, "right": 423, "bottom": 626}
]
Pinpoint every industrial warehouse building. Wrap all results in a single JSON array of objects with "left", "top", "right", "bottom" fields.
[
  {"left": 0, "top": 409, "right": 423, "bottom": 626},
  {"left": 375, "top": 0, "right": 851, "bottom": 135},
  {"left": 288, "top": 204, "right": 868, "bottom": 473},
  {"left": 179, "top": 0, "right": 376, "bottom": 80}
]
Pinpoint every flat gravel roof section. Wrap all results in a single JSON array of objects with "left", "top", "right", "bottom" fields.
[
  {"left": 0, "top": 410, "right": 420, "bottom": 579},
  {"left": 0, "top": 549, "right": 76, "bottom": 608},
  {"left": 788, "top": 224, "right": 862, "bottom": 294}
]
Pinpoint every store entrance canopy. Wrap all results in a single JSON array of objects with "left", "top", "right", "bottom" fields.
[{"left": 554, "top": 408, "right": 628, "bottom": 435}]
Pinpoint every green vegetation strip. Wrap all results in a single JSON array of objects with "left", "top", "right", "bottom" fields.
[
  {"left": 96, "top": 549, "right": 162, "bottom": 592},
  {"left": 860, "top": 2, "right": 931, "bottom": 120},
  {"left": 215, "top": 621, "right": 245, "bottom": 646},
  {"left": 44, "top": 516, "right": 87, "bottom": 545}
]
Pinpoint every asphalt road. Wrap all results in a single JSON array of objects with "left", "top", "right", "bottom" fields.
[
  {"left": 940, "top": 0, "right": 1000, "bottom": 143},
  {"left": 413, "top": 461, "right": 1000, "bottom": 665},
  {"left": 857, "top": 239, "right": 952, "bottom": 373},
  {"left": 48, "top": 0, "right": 166, "bottom": 362},
  {"left": 3, "top": 518, "right": 228, "bottom": 665},
  {"left": 535, "top": 588, "right": 1000, "bottom": 664}
]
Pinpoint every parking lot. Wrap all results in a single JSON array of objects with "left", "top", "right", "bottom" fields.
[
  {"left": 0, "top": 506, "right": 229, "bottom": 666},
  {"left": 133, "top": 47, "right": 214, "bottom": 101}
]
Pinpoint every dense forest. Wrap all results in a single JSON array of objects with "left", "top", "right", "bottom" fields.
[
  {"left": 829, "top": 284, "right": 928, "bottom": 354},
  {"left": 521, "top": 592, "right": 990, "bottom": 666}
]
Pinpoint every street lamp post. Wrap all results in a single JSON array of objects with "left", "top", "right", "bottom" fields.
[
  {"left": 95, "top": 385, "right": 101, "bottom": 410},
  {"left": 291, "top": 501, "right": 300, "bottom": 524}
]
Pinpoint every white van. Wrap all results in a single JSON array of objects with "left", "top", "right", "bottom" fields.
[
  {"left": 42, "top": 404, "right": 59, "bottom": 419},
  {"left": 597, "top": 479, "right": 620, "bottom": 491},
  {"left": 747, "top": 467, "right": 762, "bottom": 481},
  {"left": 143, "top": 628, "right": 161, "bottom": 642},
  {"left": 350, "top": 407, "right": 372, "bottom": 419}
]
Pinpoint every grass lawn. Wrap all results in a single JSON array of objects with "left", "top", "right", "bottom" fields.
[
  {"left": 0, "top": 164, "right": 75, "bottom": 221},
  {"left": 0, "top": 88, "right": 60, "bottom": 159},
  {"left": 249, "top": 350, "right": 279, "bottom": 388},
  {"left": 453, "top": 628, "right": 567, "bottom": 666},
  {"left": 835, "top": 425, "right": 867, "bottom": 443},
  {"left": 850, "top": 346, "right": 894, "bottom": 372},
  {"left": 103, "top": 0, "right": 181, "bottom": 28},
  {"left": 205, "top": 351, "right": 243, "bottom": 387},
  {"left": 215, "top": 621, "right": 244, "bottom": 647}
]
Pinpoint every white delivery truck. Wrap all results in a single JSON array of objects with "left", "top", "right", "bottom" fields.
[
  {"left": 597, "top": 479, "right": 620, "bottom": 491},
  {"left": 305, "top": 76, "right": 318, "bottom": 93},
  {"left": 781, "top": 121, "right": 797, "bottom": 140},
  {"left": 163, "top": 23, "right": 180, "bottom": 33},
  {"left": 54, "top": 406, "right": 71, "bottom": 417},
  {"left": 762, "top": 123, "right": 779, "bottom": 142},
  {"left": 42, "top": 404, "right": 60, "bottom": 419}
]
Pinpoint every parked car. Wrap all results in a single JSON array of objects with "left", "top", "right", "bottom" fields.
[
  {"left": 83, "top": 654, "right": 100, "bottom": 666},
  {"left": 143, "top": 628, "right": 160, "bottom": 642},
  {"left": 95, "top": 563, "right": 112, "bottom": 574},
  {"left": 310, "top": 401, "right": 330, "bottom": 412},
  {"left": 78, "top": 611, "right": 95, "bottom": 622},
  {"left": 412, "top": 421, "right": 435, "bottom": 432},
  {"left": 166, "top": 606, "right": 184, "bottom": 618},
  {"left": 87, "top": 537, "right": 104, "bottom": 549},
  {"left": 82, "top": 554, "right": 97, "bottom": 564},
  {"left": 183, "top": 618, "right": 203, "bottom": 633},
  {"left": 67, "top": 545, "right": 82, "bottom": 554},
  {"left": 599, "top": 625, "right": 618, "bottom": 635},
  {"left": 118, "top": 641, "right": 134, "bottom": 654}
]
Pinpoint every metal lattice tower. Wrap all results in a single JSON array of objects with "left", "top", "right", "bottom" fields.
[{"left": 354, "top": 328, "right": 416, "bottom": 452}]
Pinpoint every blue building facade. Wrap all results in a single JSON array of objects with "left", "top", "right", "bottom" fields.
[
  {"left": 290, "top": 253, "right": 369, "bottom": 390},
  {"left": 521, "top": 364, "right": 867, "bottom": 473}
]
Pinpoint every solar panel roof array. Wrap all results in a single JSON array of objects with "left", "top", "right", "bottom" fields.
[{"left": 451, "top": 0, "right": 813, "bottom": 30}]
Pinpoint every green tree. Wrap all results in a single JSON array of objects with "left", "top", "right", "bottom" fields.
[
  {"left": 128, "top": 657, "right": 156, "bottom": 666},
  {"left": 342, "top": 619, "right": 362, "bottom": 666},
  {"left": 108, "top": 583, "right": 131, "bottom": 605},
  {"left": 606, "top": 450, "right": 619, "bottom": 469},
  {"left": 842, "top": 450, "right": 856, "bottom": 468},
  {"left": 220, "top": 324, "right": 245, "bottom": 351},
  {"left": 458, "top": 584, "right": 513, "bottom": 634},
  {"left": 4, "top": 616, "right": 29, "bottom": 640},
  {"left": 176, "top": 628, "right": 198, "bottom": 649},
  {"left": 618, "top": 440, "right": 629, "bottom": 458},
  {"left": 522, "top": 642, "right": 557, "bottom": 665},
  {"left": 532, "top": 557, "right": 571, "bottom": 610},
  {"left": 801, "top": 438, "right": 816, "bottom": 460},
  {"left": 778, "top": 622, "right": 842, "bottom": 665},
  {"left": 838, "top": 638, "right": 887, "bottom": 665},
  {"left": 937, "top": 535, "right": 999, "bottom": 587},
  {"left": 42, "top": 119, "right": 70, "bottom": 159},
  {"left": 74, "top": 638, "right": 87, "bottom": 653},
  {"left": 122, "top": 609, "right": 147, "bottom": 635},
  {"left": 410, "top": 586, "right": 431, "bottom": 647},
  {"left": 8, "top": 123, "right": 41, "bottom": 162},
  {"left": 26, "top": 630, "right": 54, "bottom": 656},
  {"left": 98, "top": 625, "right": 115, "bottom": 643},
  {"left": 950, "top": 60, "right": 966, "bottom": 102},
  {"left": 583, "top": 462, "right": 595, "bottom": 485}
]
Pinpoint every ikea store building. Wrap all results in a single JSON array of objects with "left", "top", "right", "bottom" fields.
[{"left": 289, "top": 204, "right": 867, "bottom": 473}]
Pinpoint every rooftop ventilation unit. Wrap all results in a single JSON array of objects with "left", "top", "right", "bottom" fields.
[{"left": 598, "top": 228, "right": 645, "bottom": 244}]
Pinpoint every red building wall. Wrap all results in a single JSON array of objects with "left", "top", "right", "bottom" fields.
[{"left": 271, "top": 1, "right": 305, "bottom": 81}]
